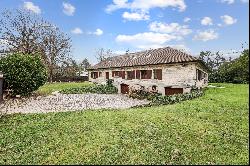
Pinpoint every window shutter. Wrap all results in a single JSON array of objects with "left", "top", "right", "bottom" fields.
[
  {"left": 121, "top": 71, "right": 125, "bottom": 79},
  {"left": 119, "top": 71, "right": 122, "bottom": 77},
  {"left": 147, "top": 70, "right": 152, "bottom": 79},
  {"left": 136, "top": 70, "right": 140, "bottom": 79},
  {"left": 132, "top": 70, "right": 135, "bottom": 79},
  {"left": 112, "top": 71, "right": 114, "bottom": 77},
  {"left": 157, "top": 69, "right": 162, "bottom": 80}
]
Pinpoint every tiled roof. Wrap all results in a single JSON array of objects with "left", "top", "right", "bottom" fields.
[{"left": 88, "top": 47, "right": 200, "bottom": 69}]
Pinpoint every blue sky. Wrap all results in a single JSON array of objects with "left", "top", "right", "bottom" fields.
[{"left": 0, "top": 0, "right": 249, "bottom": 64}]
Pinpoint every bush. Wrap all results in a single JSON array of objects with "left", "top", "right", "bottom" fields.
[
  {"left": 128, "top": 88, "right": 161, "bottom": 100},
  {"left": 60, "top": 84, "right": 118, "bottom": 94},
  {"left": 129, "top": 87, "right": 204, "bottom": 107},
  {"left": 0, "top": 53, "right": 47, "bottom": 97},
  {"left": 106, "top": 79, "right": 114, "bottom": 86}
]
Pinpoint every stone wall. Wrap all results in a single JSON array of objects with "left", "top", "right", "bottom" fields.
[{"left": 88, "top": 62, "right": 208, "bottom": 95}]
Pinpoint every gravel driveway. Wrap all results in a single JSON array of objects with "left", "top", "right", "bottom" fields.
[{"left": 1, "top": 93, "right": 150, "bottom": 114}]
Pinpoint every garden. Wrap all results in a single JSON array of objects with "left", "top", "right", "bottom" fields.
[{"left": 0, "top": 83, "right": 249, "bottom": 164}]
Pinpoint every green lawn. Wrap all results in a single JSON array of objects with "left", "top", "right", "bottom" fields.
[
  {"left": 35, "top": 81, "right": 93, "bottom": 95},
  {"left": 0, "top": 83, "right": 249, "bottom": 164}
]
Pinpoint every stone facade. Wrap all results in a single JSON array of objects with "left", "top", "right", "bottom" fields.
[{"left": 88, "top": 61, "right": 208, "bottom": 95}]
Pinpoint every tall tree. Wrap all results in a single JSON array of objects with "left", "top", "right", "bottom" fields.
[
  {"left": 95, "top": 48, "right": 113, "bottom": 62},
  {"left": 0, "top": 9, "right": 72, "bottom": 82},
  {"left": 80, "top": 58, "right": 91, "bottom": 71}
]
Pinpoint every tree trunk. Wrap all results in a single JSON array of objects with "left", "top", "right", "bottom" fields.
[{"left": 49, "top": 68, "right": 53, "bottom": 83}]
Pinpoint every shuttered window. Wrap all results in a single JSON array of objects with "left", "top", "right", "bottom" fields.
[
  {"left": 153, "top": 69, "right": 162, "bottom": 80},
  {"left": 196, "top": 69, "right": 206, "bottom": 81},
  {"left": 127, "top": 70, "right": 135, "bottom": 80},
  {"left": 136, "top": 70, "right": 140, "bottom": 79},
  {"left": 112, "top": 71, "right": 120, "bottom": 77},
  {"left": 91, "top": 72, "right": 98, "bottom": 79},
  {"left": 141, "top": 70, "right": 152, "bottom": 79},
  {"left": 121, "top": 71, "right": 125, "bottom": 79}
]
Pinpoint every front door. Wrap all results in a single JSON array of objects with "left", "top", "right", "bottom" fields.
[
  {"left": 165, "top": 87, "right": 183, "bottom": 95},
  {"left": 106, "top": 72, "right": 109, "bottom": 79},
  {"left": 121, "top": 84, "right": 129, "bottom": 94}
]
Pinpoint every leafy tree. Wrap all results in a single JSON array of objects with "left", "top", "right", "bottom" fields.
[
  {"left": 0, "top": 9, "right": 72, "bottom": 82},
  {"left": 217, "top": 49, "right": 249, "bottom": 83},
  {"left": 80, "top": 58, "right": 91, "bottom": 71}
]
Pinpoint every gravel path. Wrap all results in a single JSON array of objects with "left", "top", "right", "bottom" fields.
[{"left": 0, "top": 93, "right": 150, "bottom": 114}]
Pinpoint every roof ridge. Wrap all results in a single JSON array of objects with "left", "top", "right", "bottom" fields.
[{"left": 89, "top": 47, "right": 198, "bottom": 69}]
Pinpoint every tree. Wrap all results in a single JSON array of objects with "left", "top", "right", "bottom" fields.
[
  {"left": 126, "top": 49, "right": 130, "bottom": 54},
  {"left": 0, "top": 9, "right": 44, "bottom": 54},
  {"left": 0, "top": 9, "right": 72, "bottom": 82},
  {"left": 198, "top": 50, "right": 229, "bottom": 82},
  {"left": 95, "top": 48, "right": 113, "bottom": 62},
  {"left": 39, "top": 24, "right": 72, "bottom": 82},
  {"left": 80, "top": 58, "right": 91, "bottom": 71},
  {"left": 218, "top": 49, "right": 249, "bottom": 83}
]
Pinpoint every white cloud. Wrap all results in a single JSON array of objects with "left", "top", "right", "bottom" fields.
[
  {"left": 63, "top": 2, "right": 75, "bottom": 16},
  {"left": 220, "top": 15, "right": 237, "bottom": 25},
  {"left": 168, "top": 44, "right": 190, "bottom": 53},
  {"left": 88, "top": 29, "right": 103, "bottom": 36},
  {"left": 116, "top": 32, "right": 178, "bottom": 49},
  {"left": 94, "top": 29, "right": 103, "bottom": 36},
  {"left": 23, "top": 2, "right": 41, "bottom": 14},
  {"left": 115, "top": 20, "right": 193, "bottom": 49},
  {"left": 221, "top": 0, "right": 235, "bottom": 4},
  {"left": 149, "top": 21, "right": 192, "bottom": 38},
  {"left": 217, "top": 23, "right": 222, "bottom": 27},
  {"left": 241, "top": 0, "right": 249, "bottom": 3},
  {"left": 122, "top": 11, "right": 150, "bottom": 21},
  {"left": 106, "top": 0, "right": 187, "bottom": 13},
  {"left": 183, "top": 17, "right": 191, "bottom": 23},
  {"left": 201, "top": 17, "right": 213, "bottom": 25},
  {"left": 71, "top": 28, "right": 83, "bottom": 34},
  {"left": 193, "top": 30, "right": 218, "bottom": 41},
  {"left": 113, "top": 50, "right": 127, "bottom": 55}
]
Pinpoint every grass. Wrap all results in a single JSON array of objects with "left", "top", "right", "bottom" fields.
[
  {"left": 35, "top": 81, "right": 93, "bottom": 95},
  {"left": 0, "top": 83, "right": 249, "bottom": 164}
]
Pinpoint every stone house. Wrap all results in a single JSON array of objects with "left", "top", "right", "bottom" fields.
[{"left": 87, "top": 47, "right": 208, "bottom": 95}]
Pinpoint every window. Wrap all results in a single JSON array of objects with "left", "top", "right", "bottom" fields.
[
  {"left": 196, "top": 69, "right": 206, "bottom": 81},
  {"left": 127, "top": 71, "right": 135, "bottom": 80},
  {"left": 153, "top": 69, "right": 162, "bottom": 80},
  {"left": 99, "top": 72, "right": 102, "bottom": 77},
  {"left": 91, "top": 72, "right": 98, "bottom": 79},
  {"left": 141, "top": 70, "right": 152, "bottom": 79},
  {"left": 112, "top": 71, "right": 121, "bottom": 77}
]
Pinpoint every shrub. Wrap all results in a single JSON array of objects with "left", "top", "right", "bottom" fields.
[
  {"left": 128, "top": 88, "right": 161, "bottom": 100},
  {"left": 106, "top": 79, "right": 114, "bottom": 86},
  {"left": 129, "top": 87, "right": 204, "bottom": 107},
  {"left": 60, "top": 84, "right": 118, "bottom": 94},
  {"left": 0, "top": 53, "right": 47, "bottom": 97}
]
